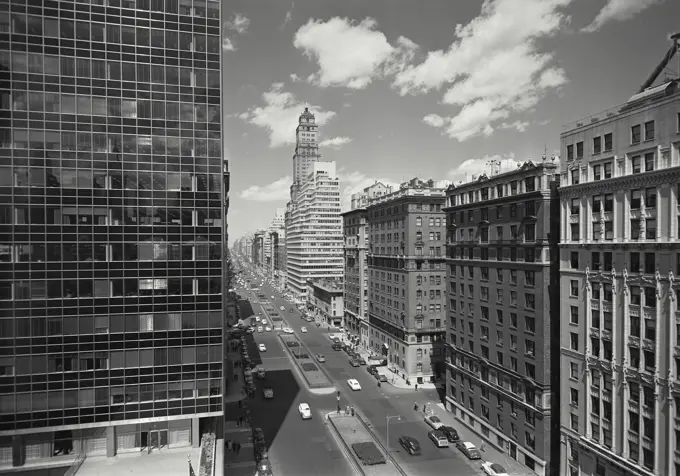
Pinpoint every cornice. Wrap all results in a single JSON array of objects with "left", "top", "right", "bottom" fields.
[{"left": 559, "top": 168, "right": 680, "bottom": 199}]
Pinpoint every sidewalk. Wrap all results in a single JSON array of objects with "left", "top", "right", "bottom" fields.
[
  {"left": 429, "top": 402, "right": 536, "bottom": 476},
  {"left": 223, "top": 418, "right": 256, "bottom": 475},
  {"left": 327, "top": 331, "right": 438, "bottom": 391}
]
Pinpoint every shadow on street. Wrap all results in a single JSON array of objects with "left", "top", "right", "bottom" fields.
[
  {"left": 9, "top": 468, "right": 69, "bottom": 476},
  {"left": 248, "top": 368, "right": 301, "bottom": 449},
  {"left": 237, "top": 299, "right": 254, "bottom": 318}
]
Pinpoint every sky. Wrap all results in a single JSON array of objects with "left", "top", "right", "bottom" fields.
[{"left": 222, "top": 0, "right": 679, "bottom": 245}]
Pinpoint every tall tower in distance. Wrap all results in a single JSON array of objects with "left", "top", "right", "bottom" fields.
[{"left": 292, "top": 108, "right": 321, "bottom": 187}]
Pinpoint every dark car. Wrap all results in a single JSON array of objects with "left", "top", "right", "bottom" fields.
[
  {"left": 439, "top": 426, "right": 460, "bottom": 443},
  {"left": 378, "top": 374, "right": 388, "bottom": 383},
  {"left": 367, "top": 366, "right": 378, "bottom": 376},
  {"left": 398, "top": 435, "right": 421, "bottom": 455},
  {"left": 332, "top": 343, "right": 342, "bottom": 351},
  {"left": 349, "top": 359, "right": 360, "bottom": 367}
]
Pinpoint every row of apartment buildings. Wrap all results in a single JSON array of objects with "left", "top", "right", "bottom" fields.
[{"left": 237, "top": 54, "right": 680, "bottom": 476}]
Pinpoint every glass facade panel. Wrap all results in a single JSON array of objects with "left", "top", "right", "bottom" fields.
[{"left": 0, "top": 0, "right": 225, "bottom": 448}]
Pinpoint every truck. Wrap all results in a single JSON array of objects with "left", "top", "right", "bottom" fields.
[{"left": 263, "top": 387, "right": 274, "bottom": 399}]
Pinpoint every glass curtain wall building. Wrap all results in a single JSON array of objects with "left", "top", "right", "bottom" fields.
[{"left": 0, "top": 0, "right": 224, "bottom": 468}]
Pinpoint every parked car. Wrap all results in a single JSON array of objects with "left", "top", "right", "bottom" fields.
[
  {"left": 440, "top": 426, "right": 460, "bottom": 443},
  {"left": 316, "top": 354, "right": 326, "bottom": 363},
  {"left": 301, "top": 327, "right": 308, "bottom": 333},
  {"left": 279, "top": 306, "right": 285, "bottom": 311},
  {"left": 298, "top": 403, "right": 312, "bottom": 419},
  {"left": 358, "top": 357, "right": 366, "bottom": 365},
  {"left": 398, "top": 435, "right": 421, "bottom": 455},
  {"left": 257, "top": 326, "right": 263, "bottom": 333},
  {"left": 347, "top": 379, "right": 362, "bottom": 391},
  {"left": 263, "top": 387, "right": 274, "bottom": 399},
  {"left": 428, "top": 430, "right": 449, "bottom": 448},
  {"left": 378, "top": 374, "right": 388, "bottom": 383},
  {"left": 265, "top": 326, "right": 272, "bottom": 332},
  {"left": 367, "top": 366, "right": 378, "bottom": 376},
  {"left": 349, "top": 359, "right": 360, "bottom": 367},
  {"left": 332, "top": 343, "right": 342, "bottom": 351},
  {"left": 424, "top": 415, "right": 444, "bottom": 430},
  {"left": 482, "top": 462, "right": 509, "bottom": 476},
  {"left": 258, "top": 343, "right": 267, "bottom": 352},
  {"left": 456, "top": 441, "right": 482, "bottom": 460}
]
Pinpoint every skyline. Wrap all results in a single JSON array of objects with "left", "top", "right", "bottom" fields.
[{"left": 223, "top": 0, "right": 680, "bottom": 244}]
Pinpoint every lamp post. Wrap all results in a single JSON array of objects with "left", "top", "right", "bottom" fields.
[{"left": 385, "top": 415, "right": 401, "bottom": 452}]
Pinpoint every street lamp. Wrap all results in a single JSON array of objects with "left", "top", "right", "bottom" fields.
[{"left": 385, "top": 415, "right": 401, "bottom": 452}]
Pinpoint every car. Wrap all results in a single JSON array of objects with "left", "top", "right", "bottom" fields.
[
  {"left": 482, "top": 462, "right": 509, "bottom": 476},
  {"left": 255, "top": 316, "right": 261, "bottom": 322},
  {"left": 261, "top": 320, "right": 268, "bottom": 326},
  {"left": 439, "top": 426, "right": 460, "bottom": 443},
  {"left": 280, "top": 306, "right": 285, "bottom": 311},
  {"left": 424, "top": 415, "right": 444, "bottom": 430},
  {"left": 456, "top": 441, "right": 482, "bottom": 460},
  {"left": 398, "top": 435, "right": 421, "bottom": 455},
  {"left": 258, "top": 343, "right": 267, "bottom": 352},
  {"left": 349, "top": 359, "right": 360, "bottom": 367},
  {"left": 301, "top": 327, "right": 308, "bottom": 333},
  {"left": 283, "top": 327, "right": 294, "bottom": 334},
  {"left": 265, "top": 326, "right": 272, "bottom": 332},
  {"left": 298, "top": 403, "right": 312, "bottom": 419},
  {"left": 378, "top": 374, "right": 388, "bottom": 383},
  {"left": 316, "top": 354, "right": 326, "bottom": 363},
  {"left": 347, "top": 379, "right": 362, "bottom": 391},
  {"left": 263, "top": 387, "right": 274, "bottom": 399},
  {"left": 428, "top": 430, "right": 450, "bottom": 448},
  {"left": 257, "top": 326, "right": 264, "bottom": 333},
  {"left": 271, "top": 296, "right": 275, "bottom": 299},
  {"left": 367, "top": 366, "right": 378, "bottom": 376},
  {"left": 332, "top": 343, "right": 342, "bottom": 351},
  {"left": 358, "top": 358, "right": 367, "bottom": 365}
]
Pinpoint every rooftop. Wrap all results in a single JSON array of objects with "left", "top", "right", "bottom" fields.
[
  {"left": 308, "top": 279, "right": 343, "bottom": 293},
  {"left": 446, "top": 160, "right": 558, "bottom": 193},
  {"left": 562, "top": 79, "right": 680, "bottom": 132}
]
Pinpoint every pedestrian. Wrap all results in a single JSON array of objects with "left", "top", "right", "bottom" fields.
[
  {"left": 226, "top": 439, "right": 232, "bottom": 451},
  {"left": 337, "top": 405, "right": 341, "bottom": 416},
  {"left": 234, "top": 374, "right": 238, "bottom": 381},
  {"left": 414, "top": 402, "right": 418, "bottom": 412},
  {"left": 238, "top": 399, "right": 242, "bottom": 409},
  {"left": 415, "top": 383, "right": 418, "bottom": 391},
  {"left": 351, "top": 406, "right": 355, "bottom": 416}
]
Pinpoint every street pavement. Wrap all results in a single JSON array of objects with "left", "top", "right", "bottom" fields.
[
  {"left": 229, "top": 297, "right": 353, "bottom": 476},
  {"left": 250, "top": 279, "right": 526, "bottom": 476}
]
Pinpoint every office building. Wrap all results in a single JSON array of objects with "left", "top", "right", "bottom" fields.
[
  {"left": 285, "top": 108, "right": 343, "bottom": 300},
  {"left": 307, "top": 279, "right": 344, "bottom": 327},
  {"left": 444, "top": 161, "right": 561, "bottom": 476},
  {"left": 366, "top": 178, "right": 448, "bottom": 384},
  {"left": 559, "top": 41, "right": 680, "bottom": 476},
  {"left": 342, "top": 183, "right": 391, "bottom": 350},
  {"left": 0, "top": 0, "right": 225, "bottom": 468}
]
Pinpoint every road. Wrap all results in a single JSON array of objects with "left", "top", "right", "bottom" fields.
[
  {"left": 234, "top": 296, "right": 354, "bottom": 476},
  {"left": 244, "top": 280, "right": 488, "bottom": 476}
]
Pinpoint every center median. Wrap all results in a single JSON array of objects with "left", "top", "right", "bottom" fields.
[{"left": 277, "top": 333, "right": 335, "bottom": 389}]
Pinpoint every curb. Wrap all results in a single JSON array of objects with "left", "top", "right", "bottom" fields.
[
  {"left": 324, "top": 413, "right": 364, "bottom": 476},
  {"left": 353, "top": 413, "right": 409, "bottom": 476}
]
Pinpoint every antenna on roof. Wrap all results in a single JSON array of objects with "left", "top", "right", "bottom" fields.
[{"left": 542, "top": 145, "right": 547, "bottom": 162}]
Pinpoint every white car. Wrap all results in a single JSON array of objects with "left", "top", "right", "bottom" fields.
[
  {"left": 424, "top": 415, "right": 444, "bottom": 430},
  {"left": 271, "top": 295, "right": 275, "bottom": 299},
  {"left": 347, "top": 379, "right": 362, "bottom": 391},
  {"left": 298, "top": 403, "right": 312, "bottom": 420},
  {"left": 301, "top": 327, "right": 308, "bottom": 333},
  {"left": 258, "top": 343, "right": 267, "bottom": 352},
  {"left": 482, "top": 462, "right": 509, "bottom": 476},
  {"left": 255, "top": 316, "right": 261, "bottom": 322},
  {"left": 283, "top": 327, "right": 294, "bottom": 334},
  {"left": 280, "top": 306, "right": 285, "bottom": 311},
  {"left": 261, "top": 320, "right": 268, "bottom": 326},
  {"left": 257, "top": 326, "right": 263, "bottom": 333},
  {"left": 265, "top": 326, "right": 272, "bottom": 332}
]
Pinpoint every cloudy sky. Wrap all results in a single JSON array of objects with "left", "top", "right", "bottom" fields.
[{"left": 223, "top": 0, "right": 678, "bottom": 244}]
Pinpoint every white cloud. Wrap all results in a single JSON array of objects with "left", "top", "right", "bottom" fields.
[
  {"left": 222, "top": 36, "right": 236, "bottom": 51},
  {"left": 448, "top": 153, "right": 521, "bottom": 181},
  {"left": 226, "top": 14, "right": 251, "bottom": 34},
  {"left": 282, "top": 3, "right": 294, "bottom": 29},
  {"left": 582, "top": 0, "right": 662, "bottom": 32},
  {"left": 293, "top": 17, "right": 417, "bottom": 89},
  {"left": 338, "top": 170, "right": 399, "bottom": 212},
  {"left": 289, "top": 73, "right": 301, "bottom": 82},
  {"left": 499, "top": 120, "right": 530, "bottom": 132},
  {"left": 319, "top": 136, "right": 352, "bottom": 148},
  {"left": 422, "top": 114, "right": 445, "bottom": 128},
  {"left": 240, "top": 83, "right": 336, "bottom": 148},
  {"left": 239, "top": 176, "right": 292, "bottom": 201},
  {"left": 393, "top": 0, "right": 571, "bottom": 142}
]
